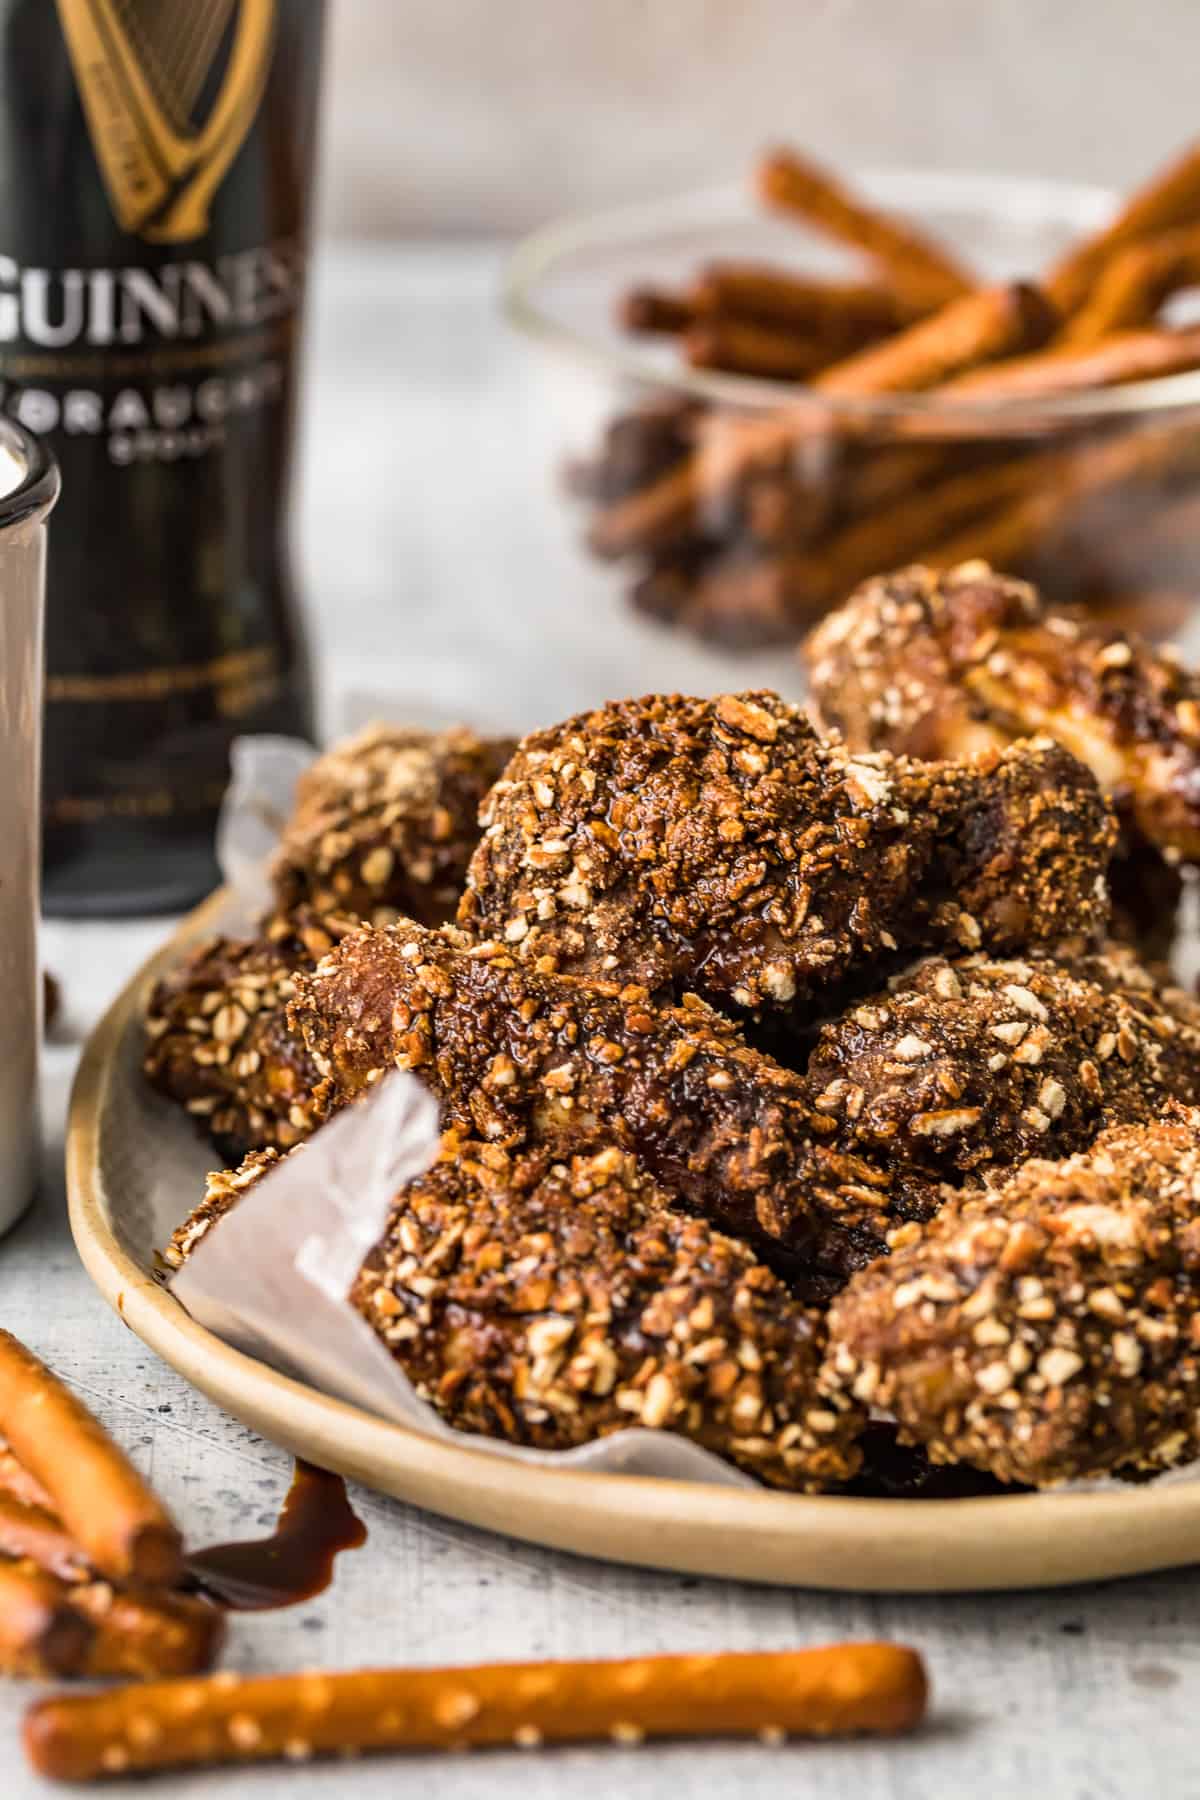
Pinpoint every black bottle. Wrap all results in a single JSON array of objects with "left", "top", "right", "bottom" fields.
[{"left": 0, "top": 0, "right": 324, "bottom": 914}]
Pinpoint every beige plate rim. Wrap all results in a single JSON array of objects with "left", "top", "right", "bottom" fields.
[{"left": 66, "top": 891, "right": 1200, "bottom": 1593}]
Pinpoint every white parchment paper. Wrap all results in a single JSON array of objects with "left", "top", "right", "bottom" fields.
[{"left": 166, "top": 1062, "right": 759, "bottom": 1487}]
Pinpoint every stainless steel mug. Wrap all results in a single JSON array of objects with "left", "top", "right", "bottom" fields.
[{"left": 0, "top": 417, "right": 57, "bottom": 1232}]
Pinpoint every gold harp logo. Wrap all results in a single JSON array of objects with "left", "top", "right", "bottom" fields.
[{"left": 54, "top": 0, "right": 277, "bottom": 243}]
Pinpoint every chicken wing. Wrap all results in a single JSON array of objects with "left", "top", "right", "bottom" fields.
[
  {"left": 805, "top": 944, "right": 1200, "bottom": 1201},
  {"left": 143, "top": 909, "right": 346, "bottom": 1161},
  {"left": 166, "top": 1132, "right": 864, "bottom": 1491},
  {"left": 273, "top": 722, "right": 514, "bottom": 927},
  {"left": 805, "top": 560, "right": 1200, "bottom": 867},
  {"left": 289, "top": 918, "right": 909, "bottom": 1291},
  {"left": 291, "top": 918, "right": 1200, "bottom": 1292},
  {"left": 459, "top": 689, "right": 1115, "bottom": 1011},
  {"left": 822, "top": 1107, "right": 1200, "bottom": 1486}
]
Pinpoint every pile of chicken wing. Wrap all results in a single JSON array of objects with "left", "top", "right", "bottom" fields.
[{"left": 147, "top": 568, "right": 1200, "bottom": 1493}]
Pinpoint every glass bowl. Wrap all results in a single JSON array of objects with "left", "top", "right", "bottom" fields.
[{"left": 505, "top": 169, "right": 1200, "bottom": 681}]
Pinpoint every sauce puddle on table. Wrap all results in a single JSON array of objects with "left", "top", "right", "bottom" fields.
[{"left": 184, "top": 1460, "right": 367, "bottom": 1611}]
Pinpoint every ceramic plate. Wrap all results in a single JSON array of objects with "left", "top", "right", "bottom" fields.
[{"left": 67, "top": 893, "right": 1200, "bottom": 1592}]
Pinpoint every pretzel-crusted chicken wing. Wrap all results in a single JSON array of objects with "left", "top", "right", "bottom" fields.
[
  {"left": 823, "top": 1108, "right": 1200, "bottom": 1486},
  {"left": 142, "top": 910, "right": 352, "bottom": 1161},
  {"left": 166, "top": 1135, "right": 864, "bottom": 1491},
  {"left": 806, "top": 561, "right": 1200, "bottom": 866},
  {"left": 458, "top": 689, "right": 1115, "bottom": 1011},
  {"left": 273, "top": 722, "right": 514, "bottom": 927},
  {"left": 289, "top": 919, "right": 899, "bottom": 1291},
  {"left": 805, "top": 944, "right": 1200, "bottom": 1200},
  {"left": 290, "top": 916, "right": 1200, "bottom": 1294}
]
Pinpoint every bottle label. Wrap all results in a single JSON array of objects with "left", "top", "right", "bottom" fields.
[{"left": 0, "top": 246, "right": 302, "bottom": 465}]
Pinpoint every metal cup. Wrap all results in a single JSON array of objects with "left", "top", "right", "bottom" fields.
[{"left": 0, "top": 417, "right": 58, "bottom": 1234}]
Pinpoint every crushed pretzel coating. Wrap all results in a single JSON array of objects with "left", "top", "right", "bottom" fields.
[
  {"left": 351, "top": 1132, "right": 863, "bottom": 1488},
  {"left": 142, "top": 911, "right": 351, "bottom": 1160},
  {"left": 166, "top": 1133, "right": 863, "bottom": 1490},
  {"left": 289, "top": 918, "right": 908, "bottom": 1293},
  {"left": 805, "top": 561, "right": 1200, "bottom": 868},
  {"left": 273, "top": 723, "right": 514, "bottom": 927},
  {"left": 804, "top": 944, "right": 1200, "bottom": 1207},
  {"left": 163, "top": 1150, "right": 285, "bottom": 1270},
  {"left": 458, "top": 689, "right": 1115, "bottom": 1010},
  {"left": 822, "top": 1107, "right": 1200, "bottom": 1486}
]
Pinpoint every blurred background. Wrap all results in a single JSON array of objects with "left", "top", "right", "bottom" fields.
[
  {"left": 319, "top": 0, "right": 1195, "bottom": 237},
  {"left": 292, "top": 1, "right": 1200, "bottom": 748}
]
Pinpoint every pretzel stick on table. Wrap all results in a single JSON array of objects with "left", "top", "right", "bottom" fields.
[
  {"left": 0, "top": 1495, "right": 89, "bottom": 1585},
  {"left": 756, "top": 145, "right": 973, "bottom": 310},
  {"left": 0, "top": 1331, "right": 182, "bottom": 1587},
  {"left": 69, "top": 1585, "right": 225, "bottom": 1683},
  {"left": 1047, "top": 139, "right": 1200, "bottom": 315},
  {"left": 587, "top": 283, "right": 1057, "bottom": 559},
  {"left": 1059, "top": 225, "right": 1200, "bottom": 345},
  {"left": 23, "top": 1643, "right": 929, "bottom": 1781},
  {"left": 0, "top": 1563, "right": 93, "bottom": 1680},
  {"left": 0, "top": 1489, "right": 222, "bottom": 1678},
  {"left": 0, "top": 1444, "right": 55, "bottom": 1514}
]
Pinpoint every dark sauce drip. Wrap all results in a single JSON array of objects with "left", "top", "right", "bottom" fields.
[
  {"left": 845, "top": 1425, "right": 1032, "bottom": 1500},
  {"left": 184, "top": 1461, "right": 367, "bottom": 1611}
]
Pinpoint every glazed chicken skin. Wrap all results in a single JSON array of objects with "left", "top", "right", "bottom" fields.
[
  {"left": 272, "top": 722, "right": 515, "bottom": 928},
  {"left": 805, "top": 560, "right": 1200, "bottom": 867},
  {"left": 822, "top": 1109, "right": 1200, "bottom": 1488},
  {"left": 805, "top": 944, "right": 1200, "bottom": 1203},
  {"left": 289, "top": 919, "right": 897, "bottom": 1292},
  {"left": 146, "top": 722, "right": 513, "bottom": 1159},
  {"left": 458, "top": 689, "right": 1116, "bottom": 1013},
  {"left": 142, "top": 908, "right": 350, "bottom": 1161},
  {"left": 166, "top": 1133, "right": 864, "bottom": 1492},
  {"left": 289, "top": 918, "right": 1200, "bottom": 1295}
]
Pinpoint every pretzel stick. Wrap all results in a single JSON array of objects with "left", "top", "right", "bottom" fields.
[
  {"left": 684, "top": 317, "right": 833, "bottom": 381},
  {"left": 0, "top": 1332, "right": 182, "bottom": 1587},
  {"left": 0, "top": 1445, "right": 55, "bottom": 1514},
  {"left": 617, "top": 286, "right": 696, "bottom": 336},
  {"left": 924, "top": 422, "right": 1198, "bottom": 573},
  {"left": 815, "top": 282, "right": 1057, "bottom": 399},
  {"left": 690, "top": 263, "right": 917, "bottom": 334},
  {"left": 0, "top": 1563, "right": 93, "bottom": 1679},
  {"left": 587, "top": 284, "right": 1056, "bottom": 559},
  {"left": 939, "top": 324, "right": 1200, "bottom": 402},
  {"left": 757, "top": 145, "right": 973, "bottom": 310},
  {"left": 1091, "top": 488, "right": 1200, "bottom": 586},
  {"left": 23, "top": 1643, "right": 928, "bottom": 1780},
  {"left": 790, "top": 450, "right": 1048, "bottom": 601},
  {"left": 69, "top": 1585, "right": 225, "bottom": 1682},
  {"left": 1047, "top": 139, "right": 1200, "bottom": 314},
  {"left": 1060, "top": 224, "right": 1200, "bottom": 345},
  {"left": 0, "top": 1495, "right": 89, "bottom": 1585},
  {"left": 672, "top": 450, "right": 1046, "bottom": 639}
]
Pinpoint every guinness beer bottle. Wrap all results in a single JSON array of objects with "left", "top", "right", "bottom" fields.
[{"left": 0, "top": 0, "right": 324, "bottom": 914}]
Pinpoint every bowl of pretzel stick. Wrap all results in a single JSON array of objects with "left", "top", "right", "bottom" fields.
[{"left": 506, "top": 142, "right": 1200, "bottom": 655}]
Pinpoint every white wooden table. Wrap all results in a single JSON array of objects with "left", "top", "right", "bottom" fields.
[{"left": 8, "top": 245, "right": 1200, "bottom": 1797}]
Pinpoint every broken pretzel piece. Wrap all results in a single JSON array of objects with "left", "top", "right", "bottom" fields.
[{"left": 0, "top": 1331, "right": 182, "bottom": 1589}]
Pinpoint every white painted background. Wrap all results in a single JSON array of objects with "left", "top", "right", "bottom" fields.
[{"left": 318, "top": 0, "right": 1195, "bottom": 237}]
